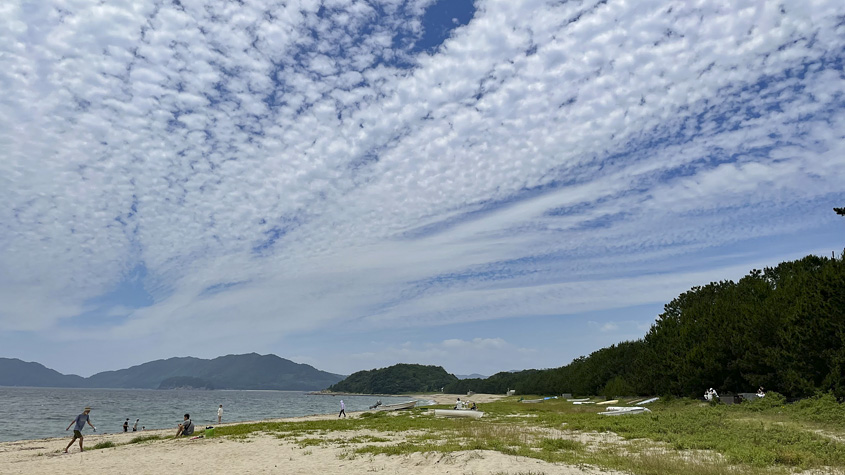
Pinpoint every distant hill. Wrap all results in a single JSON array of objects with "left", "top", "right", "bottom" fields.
[
  {"left": 0, "top": 358, "right": 86, "bottom": 388},
  {"left": 328, "top": 363, "right": 458, "bottom": 394},
  {"left": 0, "top": 353, "right": 344, "bottom": 391},
  {"left": 456, "top": 373, "right": 487, "bottom": 380}
]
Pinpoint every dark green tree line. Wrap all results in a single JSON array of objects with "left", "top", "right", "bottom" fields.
[{"left": 446, "top": 253, "right": 845, "bottom": 399}]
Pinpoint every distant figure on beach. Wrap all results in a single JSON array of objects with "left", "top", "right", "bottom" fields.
[
  {"left": 123, "top": 418, "right": 129, "bottom": 432},
  {"left": 757, "top": 387, "right": 766, "bottom": 398},
  {"left": 338, "top": 400, "right": 346, "bottom": 418},
  {"left": 470, "top": 402, "right": 477, "bottom": 410},
  {"left": 64, "top": 407, "right": 95, "bottom": 453},
  {"left": 132, "top": 419, "right": 139, "bottom": 431},
  {"left": 175, "top": 414, "right": 194, "bottom": 437},
  {"left": 218, "top": 404, "right": 223, "bottom": 424},
  {"left": 455, "top": 398, "right": 464, "bottom": 409}
]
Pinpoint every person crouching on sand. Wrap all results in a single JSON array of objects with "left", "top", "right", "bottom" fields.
[
  {"left": 175, "top": 413, "right": 194, "bottom": 437},
  {"left": 65, "top": 407, "right": 95, "bottom": 453}
]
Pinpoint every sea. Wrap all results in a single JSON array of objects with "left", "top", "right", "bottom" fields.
[{"left": 0, "top": 387, "right": 417, "bottom": 443}]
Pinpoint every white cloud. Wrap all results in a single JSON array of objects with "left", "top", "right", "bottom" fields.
[{"left": 1, "top": 0, "right": 844, "bottom": 373}]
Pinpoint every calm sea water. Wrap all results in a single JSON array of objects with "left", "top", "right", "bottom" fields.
[{"left": 0, "top": 387, "right": 417, "bottom": 442}]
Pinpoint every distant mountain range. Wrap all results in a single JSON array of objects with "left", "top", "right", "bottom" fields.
[{"left": 0, "top": 353, "right": 344, "bottom": 391}]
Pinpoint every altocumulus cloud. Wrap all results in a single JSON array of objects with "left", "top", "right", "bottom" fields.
[{"left": 1, "top": 0, "right": 844, "bottom": 371}]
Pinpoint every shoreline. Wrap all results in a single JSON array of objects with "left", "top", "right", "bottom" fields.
[
  {"left": 0, "top": 392, "right": 616, "bottom": 475},
  {"left": 1, "top": 393, "right": 506, "bottom": 445}
]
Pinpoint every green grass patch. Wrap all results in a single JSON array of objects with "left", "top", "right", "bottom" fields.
[
  {"left": 127, "top": 435, "right": 162, "bottom": 444},
  {"left": 192, "top": 397, "right": 845, "bottom": 474},
  {"left": 90, "top": 441, "right": 116, "bottom": 450}
]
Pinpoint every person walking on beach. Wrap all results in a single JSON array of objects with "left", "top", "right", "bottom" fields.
[
  {"left": 338, "top": 399, "right": 346, "bottom": 418},
  {"left": 132, "top": 419, "right": 139, "bottom": 431},
  {"left": 218, "top": 404, "right": 223, "bottom": 424},
  {"left": 123, "top": 418, "right": 129, "bottom": 432},
  {"left": 64, "top": 407, "right": 95, "bottom": 453}
]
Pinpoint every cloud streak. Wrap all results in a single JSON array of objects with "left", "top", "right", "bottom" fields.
[{"left": 1, "top": 0, "right": 843, "bottom": 373}]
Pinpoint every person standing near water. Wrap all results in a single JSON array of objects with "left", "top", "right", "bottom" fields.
[
  {"left": 132, "top": 419, "right": 139, "bottom": 431},
  {"left": 123, "top": 418, "right": 129, "bottom": 432},
  {"left": 64, "top": 407, "right": 95, "bottom": 453},
  {"left": 218, "top": 404, "right": 223, "bottom": 424},
  {"left": 338, "top": 400, "right": 346, "bottom": 418}
]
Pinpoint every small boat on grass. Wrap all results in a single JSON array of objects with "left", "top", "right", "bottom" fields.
[
  {"left": 433, "top": 409, "right": 484, "bottom": 419},
  {"left": 520, "top": 398, "right": 545, "bottom": 403},
  {"left": 373, "top": 400, "right": 417, "bottom": 411},
  {"left": 598, "top": 406, "right": 651, "bottom": 416},
  {"left": 596, "top": 399, "right": 619, "bottom": 405},
  {"left": 567, "top": 398, "right": 590, "bottom": 402},
  {"left": 636, "top": 397, "right": 659, "bottom": 405}
]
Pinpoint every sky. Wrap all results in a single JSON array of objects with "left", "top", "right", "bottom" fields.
[{"left": 1, "top": 0, "right": 843, "bottom": 378}]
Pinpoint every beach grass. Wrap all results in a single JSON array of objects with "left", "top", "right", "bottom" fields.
[
  {"left": 207, "top": 393, "right": 845, "bottom": 474},
  {"left": 127, "top": 434, "right": 163, "bottom": 444},
  {"left": 90, "top": 441, "right": 117, "bottom": 450}
]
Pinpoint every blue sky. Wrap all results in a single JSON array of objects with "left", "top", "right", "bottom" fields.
[{"left": 1, "top": 0, "right": 843, "bottom": 378}]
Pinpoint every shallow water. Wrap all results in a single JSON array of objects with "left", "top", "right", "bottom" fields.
[{"left": 0, "top": 387, "right": 411, "bottom": 442}]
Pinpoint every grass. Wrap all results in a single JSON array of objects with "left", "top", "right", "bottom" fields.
[
  {"left": 82, "top": 394, "right": 845, "bottom": 474},
  {"left": 127, "top": 434, "right": 163, "bottom": 444},
  {"left": 90, "top": 441, "right": 116, "bottom": 450}
]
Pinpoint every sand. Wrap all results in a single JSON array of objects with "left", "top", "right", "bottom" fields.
[{"left": 0, "top": 394, "right": 623, "bottom": 475}]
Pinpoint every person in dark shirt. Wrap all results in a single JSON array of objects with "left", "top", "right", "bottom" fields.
[
  {"left": 123, "top": 418, "right": 129, "bottom": 432},
  {"left": 64, "top": 407, "right": 95, "bottom": 453}
]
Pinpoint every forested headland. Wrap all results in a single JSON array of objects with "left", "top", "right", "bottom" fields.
[
  {"left": 328, "top": 363, "right": 458, "bottom": 393},
  {"left": 446, "top": 253, "right": 845, "bottom": 398}
]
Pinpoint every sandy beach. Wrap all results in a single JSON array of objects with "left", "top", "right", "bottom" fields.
[{"left": 0, "top": 393, "right": 623, "bottom": 475}]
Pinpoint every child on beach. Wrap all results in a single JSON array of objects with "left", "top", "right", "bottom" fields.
[{"left": 64, "top": 407, "right": 95, "bottom": 453}]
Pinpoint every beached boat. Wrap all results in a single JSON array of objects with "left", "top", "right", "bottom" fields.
[
  {"left": 567, "top": 398, "right": 590, "bottom": 402},
  {"left": 596, "top": 399, "right": 619, "bottom": 405},
  {"left": 572, "top": 401, "right": 595, "bottom": 405},
  {"left": 635, "top": 397, "right": 659, "bottom": 405},
  {"left": 598, "top": 406, "right": 651, "bottom": 416},
  {"left": 372, "top": 400, "right": 417, "bottom": 411},
  {"left": 520, "top": 398, "right": 545, "bottom": 403},
  {"left": 433, "top": 409, "right": 484, "bottom": 419}
]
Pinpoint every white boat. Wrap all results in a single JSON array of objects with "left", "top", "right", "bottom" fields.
[
  {"left": 572, "top": 401, "right": 595, "bottom": 405},
  {"left": 636, "top": 397, "right": 659, "bottom": 405},
  {"left": 567, "top": 398, "right": 590, "bottom": 402},
  {"left": 433, "top": 409, "right": 484, "bottom": 419},
  {"left": 521, "top": 398, "right": 545, "bottom": 403},
  {"left": 373, "top": 400, "right": 417, "bottom": 411},
  {"left": 599, "top": 406, "right": 651, "bottom": 416}
]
